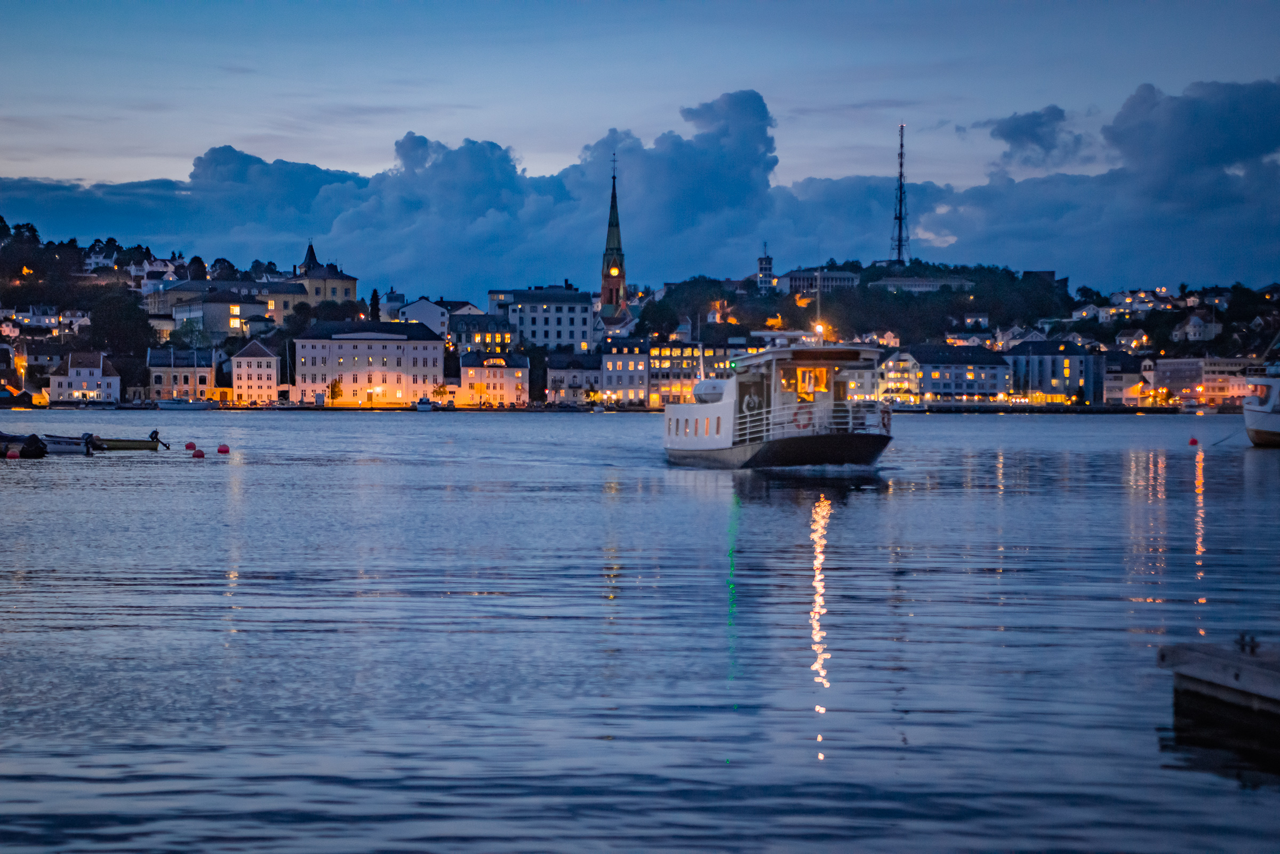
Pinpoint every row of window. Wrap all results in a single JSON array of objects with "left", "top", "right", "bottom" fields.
[
  {"left": 55, "top": 380, "right": 106, "bottom": 389},
  {"left": 301, "top": 373, "right": 441, "bottom": 385},
  {"left": 667, "top": 416, "right": 722, "bottom": 437},
  {"left": 312, "top": 287, "right": 353, "bottom": 298},
  {"left": 520, "top": 315, "right": 584, "bottom": 326},
  {"left": 236, "top": 374, "right": 273, "bottom": 382},
  {"left": 605, "top": 360, "right": 645, "bottom": 371},
  {"left": 153, "top": 374, "right": 208, "bottom": 385},
  {"left": 236, "top": 360, "right": 273, "bottom": 368},
  {"left": 299, "top": 343, "right": 437, "bottom": 351}
]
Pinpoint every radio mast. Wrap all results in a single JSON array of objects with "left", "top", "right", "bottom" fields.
[{"left": 891, "top": 124, "right": 909, "bottom": 266}]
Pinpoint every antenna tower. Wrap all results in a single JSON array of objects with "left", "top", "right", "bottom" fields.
[{"left": 892, "top": 124, "right": 909, "bottom": 265}]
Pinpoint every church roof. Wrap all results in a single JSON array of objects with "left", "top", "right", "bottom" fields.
[
  {"left": 301, "top": 242, "right": 320, "bottom": 269},
  {"left": 604, "top": 175, "right": 623, "bottom": 255}
]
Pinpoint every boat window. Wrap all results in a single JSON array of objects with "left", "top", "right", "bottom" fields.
[
  {"left": 834, "top": 381, "right": 847, "bottom": 402},
  {"left": 684, "top": 419, "right": 689, "bottom": 437},
  {"left": 1256, "top": 384, "right": 1272, "bottom": 406},
  {"left": 667, "top": 417, "right": 671, "bottom": 435},
  {"left": 779, "top": 366, "right": 797, "bottom": 392},
  {"left": 694, "top": 419, "right": 700, "bottom": 437},
  {"left": 715, "top": 416, "right": 721, "bottom": 435},
  {"left": 704, "top": 418, "right": 710, "bottom": 437}
]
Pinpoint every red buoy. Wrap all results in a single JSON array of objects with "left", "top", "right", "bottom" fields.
[
  {"left": 6, "top": 449, "right": 18, "bottom": 460},
  {"left": 1189, "top": 437, "right": 1199, "bottom": 446},
  {"left": 185, "top": 441, "right": 197, "bottom": 450},
  {"left": 192, "top": 449, "right": 205, "bottom": 458},
  {"left": 217, "top": 444, "right": 230, "bottom": 454}
]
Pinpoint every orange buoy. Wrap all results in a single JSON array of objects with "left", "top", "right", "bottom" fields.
[
  {"left": 217, "top": 444, "right": 229, "bottom": 454},
  {"left": 192, "top": 449, "right": 205, "bottom": 458},
  {"left": 185, "top": 441, "right": 197, "bottom": 450},
  {"left": 1189, "top": 437, "right": 1199, "bottom": 446}
]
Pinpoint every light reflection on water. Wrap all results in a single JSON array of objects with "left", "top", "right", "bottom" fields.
[{"left": 0, "top": 410, "right": 1277, "bottom": 852}]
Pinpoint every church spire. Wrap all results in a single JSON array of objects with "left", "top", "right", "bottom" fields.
[{"left": 601, "top": 155, "right": 626, "bottom": 307}]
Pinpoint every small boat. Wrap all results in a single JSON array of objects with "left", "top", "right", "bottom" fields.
[
  {"left": 413, "top": 397, "right": 436, "bottom": 412},
  {"left": 14, "top": 432, "right": 97, "bottom": 455},
  {"left": 663, "top": 342, "right": 892, "bottom": 469},
  {"left": 44, "top": 430, "right": 166, "bottom": 451},
  {"left": 157, "top": 398, "right": 216, "bottom": 410}
]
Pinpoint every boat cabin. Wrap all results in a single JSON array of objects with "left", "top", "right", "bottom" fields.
[{"left": 664, "top": 344, "right": 887, "bottom": 452}]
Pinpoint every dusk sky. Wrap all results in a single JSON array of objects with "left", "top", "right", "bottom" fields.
[{"left": 3, "top": 1, "right": 1279, "bottom": 299}]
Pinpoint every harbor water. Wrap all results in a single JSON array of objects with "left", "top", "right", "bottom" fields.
[{"left": 0, "top": 410, "right": 1277, "bottom": 852}]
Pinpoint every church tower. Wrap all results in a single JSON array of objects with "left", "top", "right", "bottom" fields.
[{"left": 601, "top": 162, "right": 627, "bottom": 307}]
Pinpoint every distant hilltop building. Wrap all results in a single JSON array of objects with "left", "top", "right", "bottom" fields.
[
  {"left": 757, "top": 243, "right": 773, "bottom": 290},
  {"left": 873, "top": 276, "right": 974, "bottom": 294},
  {"left": 775, "top": 267, "right": 860, "bottom": 295}
]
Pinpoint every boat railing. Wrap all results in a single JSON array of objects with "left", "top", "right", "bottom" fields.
[{"left": 733, "top": 399, "right": 888, "bottom": 446}]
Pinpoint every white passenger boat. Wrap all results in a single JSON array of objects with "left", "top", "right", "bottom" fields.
[
  {"left": 663, "top": 343, "right": 892, "bottom": 468},
  {"left": 413, "top": 397, "right": 435, "bottom": 412},
  {"left": 1244, "top": 366, "right": 1280, "bottom": 447}
]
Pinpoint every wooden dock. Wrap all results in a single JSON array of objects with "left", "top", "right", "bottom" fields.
[{"left": 1158, "top": 640, "right": 1280, "bottom": 715}]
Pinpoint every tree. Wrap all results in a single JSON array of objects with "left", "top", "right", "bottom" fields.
[
  {"left": 89, "top": 289, "right": 155, "bottom": 356},
  {"left": 0, "top": 215, "right": 10, "bottom": 244},
  {"left": 368, "top": 289, "right": 381, "bottom": 321},
  {"left": 170, "top": 318, "right": 212, "bottom": 349},
  {"left": 638, "top": 299, "right": 679, "bottom": 338},
  {"left": 285, "top": 301, "right": 313, "bottom": 336},
  {"left": 187, "top": 256, "right": 207, "bottom": 281},
  {"left": 209, "top": 257, "right": 240, "bottom": 281},
  {"left": 328, "top": 377, "right": 343, "bottom": 400}
]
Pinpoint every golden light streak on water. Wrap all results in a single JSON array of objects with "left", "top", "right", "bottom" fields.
[
  {"left": 1194, "top": 447, "right": 1205, "bottom": 562},
  {"left": 809, "top": 495, "right": 832, "bottom": 759}
]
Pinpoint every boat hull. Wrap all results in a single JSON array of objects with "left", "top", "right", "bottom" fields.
[
  {"left": 1244, "top": 387, "right": 1280, "bottom": 447},
  {"left": 101, "top": 439, "right": 161, "bottom": 451},
  {"left": 666, "top": 432, "right": 891, "bottom": 469}
]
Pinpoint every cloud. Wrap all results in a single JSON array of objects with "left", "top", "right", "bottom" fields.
[
  {"left": 974, "top": 104, "right": 1088, "bottom": 168},
  {"left": 1, "top": 83, "right": 1279, "bottom": 298}
]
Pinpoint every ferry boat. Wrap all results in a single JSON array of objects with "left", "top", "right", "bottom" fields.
[
  {"left": 663, "top": 342, "right": 892, "bottom": 468},
  {"left": 1244, "top": 366, "right": 1280, "bottom": 447}
]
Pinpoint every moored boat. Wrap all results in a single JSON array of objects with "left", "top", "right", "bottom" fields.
[
  {"left": 663, "top": 342, "right": 892, "bottom": 469},
  {"left": 1244, "top": 368, "right": 1280, "bottom": 447}
]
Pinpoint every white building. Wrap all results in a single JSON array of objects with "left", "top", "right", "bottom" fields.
[
  {"left": 398, "top": 297, "right": 449, "bottom": 338},
  {"left": 546, "top": 352, "right": 602, "bottom": 403},
  {"left": 457, "top": 351, "right": 529, "bottom": 407},
  {"left": 498, "top": 284, "right": 596, "bottom": 351},
  {"left": 600, "top": 342, "right": 649, "bottom": 406},
  {"left": 292, "top": 321, "right": 445, "bottom": 407},
  {"left": 47, "top": 352, "right": 120, "bottom": 403},
  {"left": 232, "top": 340, "right": 281, "bottom": 405},
  {"left": 775, "top": 268, "right": 860, "bottom": 295}
]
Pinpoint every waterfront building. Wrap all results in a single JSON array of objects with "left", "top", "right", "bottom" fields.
[
  {"left": 1104, "top": 352, "right": 1148, "bottom": 406},
  {"left": 1004, "top": 341, "right": 1105, "bottom": 405},
  {"left": 600, "top": 338, "right": 650, "bottom": 406},
  {"left": 232, "top": 340, "right": 281, "bottom": 404},
  {"left": 292, "top": 321, "right": 444, "bottom": 407},
  {"left": 883, "top": 345, "right": 1010, "bottom": 403},
  {"left": 47, "top": 352, "right": 120, "bottom": 403},
  {"left": 646, "top": 344, "right": 735, "bottom": 405},
  {"left": 398, "top": 297, "right": 449, "bottom": 338},
  {"left": 448, "top": 314, "right": 515, "bottom": 354},
  {"left": 287, "top": 242, "right": 358, "bottom": 302},
  {"left": 775, "top": 267, "right": 860, "bottom": 295},
  {"left": 502, "top": 283, "right": 596, "bottom": 351},
  {"left": 172, "top": 290, "right": 263, "bottom": 339},
  {"left": 458, "top": 351, "right": 529, "bottom": 407},
  {"left": 1153, "top": 357, "right": 1254, "bottom": 406},
  {"left": 547, "top": 352, "right": 602, "bottom": 403},
  {"left": 146, "top": 348, "right": 217, "bottom": 401}
]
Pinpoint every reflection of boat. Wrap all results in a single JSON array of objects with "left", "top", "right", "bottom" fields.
[
  {"left": 156, "top": 399, "right": 216, "bottom": 410},
  {"left": 663, "top": 343, "right": 891, "bottom": 469},
  {"left": 1160, "top": 686, "right": 1280, "bottom": 786}
]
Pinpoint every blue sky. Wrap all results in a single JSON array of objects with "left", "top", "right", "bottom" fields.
[{"left": 2, "top": 1, "right": 1280, "bottom": 298}]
